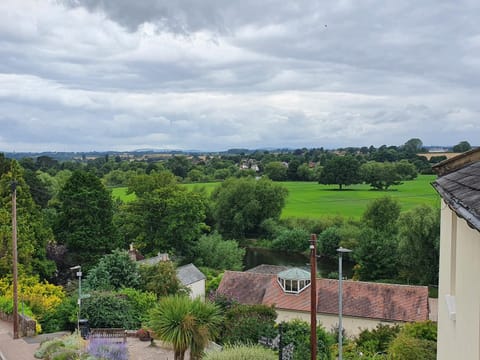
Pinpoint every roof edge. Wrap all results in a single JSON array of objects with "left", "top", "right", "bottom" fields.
[
  {"left": 432, "top": 147, "right": 480, "bottom": 176},
  {"left": 432, "top": 182, "right": 480, "bottom": 231}
]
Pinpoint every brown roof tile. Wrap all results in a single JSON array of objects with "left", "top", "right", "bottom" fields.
[
  {"left": 317, "top": 279, "right": 429, "bottom": 322},
  {"left": 217, "top": 270, "right": 429, "bottom": 322},
  {"left": 217, "top": 271, "right": 273, "bottom": 305}
]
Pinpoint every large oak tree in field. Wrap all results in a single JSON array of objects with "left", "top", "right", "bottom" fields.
[{"left": 318, "top": 155, "right": 361, "bottom": 190}]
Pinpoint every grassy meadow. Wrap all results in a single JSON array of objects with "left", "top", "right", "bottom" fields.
[{"left": 111, "top": 174, "right": 439, "bottom": 219}]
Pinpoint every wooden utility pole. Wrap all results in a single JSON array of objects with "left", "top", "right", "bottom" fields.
[
  {"left": 11, "top": 180, "right": 19, "bottom": 339},
  {"left": 310, "top": 234, "right": 317, "bottom": 360}
]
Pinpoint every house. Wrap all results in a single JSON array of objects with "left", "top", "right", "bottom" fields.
[
  {"left": 128, "top": 245, "right": 206, "bottom": 301},
  {"left": 432, "top": 148, "right": 480, "bottom": 360},
  {"left": 177, "top": 263, "right": 206, "bottom": 301},
  {"left": 217, "top": 265, "right": 429, "bottom": 336}
]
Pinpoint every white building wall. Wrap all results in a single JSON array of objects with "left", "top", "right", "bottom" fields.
[
  {"left": 187, "top": 279, "right": 206, "bottom": 301},
  {"left": 437, "top": 200, "right": 480, "bottom": 360},
  {"left": 276, "top": 309, "right": 396, "bottom": 337}
]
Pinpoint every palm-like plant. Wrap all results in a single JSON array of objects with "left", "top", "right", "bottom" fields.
[{"left": 148, "top": 295, "right": 223, "bottom": 360}]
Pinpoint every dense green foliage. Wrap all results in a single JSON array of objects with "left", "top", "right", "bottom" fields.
[
  {"left": 319, "top": 155, "right": 361, "bottom": 190},
  {"left": 85, "top": 250, "right": 140, "bottom": 291},
  {"left": 138, "top": 261, "right": 183, "bottom": 297},
  {"left": 220, "top": 304, "right": 277, "bottom": 345},
  {"left": 118, "top": 171, "right": 208, "bottom": 258},
  {"left": 280, "top": 319, "right": 334, "bottom": 360},
  {"left": 54, "top": 170, "right": 120, "bottom": 269},
  {"left": 194, "top": 232, "right": 245, "bottom": 270},
  {"left": 82, "top": 289, "right": 156, "bottom": 329},
  {"left": 212, "top": 177, "right": 288, "bottom": 238}
]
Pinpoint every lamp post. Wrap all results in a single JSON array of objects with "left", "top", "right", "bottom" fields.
[
  {"left": 309, "top": 234, "right": 317, "bottom": 360},
  {"left": 70, "top": 265, "right": 82, "bottom": 333},
  {"left": 337, "top": 247, "right": 352, "bottom": 360}
]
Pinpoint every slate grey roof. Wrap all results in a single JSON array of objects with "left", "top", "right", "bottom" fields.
[
  {"left": 432, "top": 161, "right": 480, "bottom": 231},
  {"left": 176, "top": 263, "right": 206, "bottom": 286}
]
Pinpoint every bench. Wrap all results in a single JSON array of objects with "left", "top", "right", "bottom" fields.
[{"left": 89, "top": 328, "right": 127, "bottom": 343}]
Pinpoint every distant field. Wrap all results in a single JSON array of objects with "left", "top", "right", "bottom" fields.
[{"left": 111, "top": 175, "right": 439, "bottom": 219}]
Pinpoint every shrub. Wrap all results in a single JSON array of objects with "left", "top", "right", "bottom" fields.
[
  {"left": 34, "top": 334, "right": 85, "bottom": 359},
  {"left": 272, "top": 227, "right": 310, "bottom": 252},
  {"left": 82, "top": 291, "right": 137, "bottom": 329},
  {"left": 221, "top": 304, "right": 277, "bottom": 345},
  {"left": 203, "top": 344, "right": 277, "bottom": 360},
  {"left": 280, "top": 319, "right": 334, "bottom": 360},
  {"left": 194, "top": 232, "right": 245, "bottom": 271},
  {"left": 87, "top": 338, "right": 128, "bottom": 360}
]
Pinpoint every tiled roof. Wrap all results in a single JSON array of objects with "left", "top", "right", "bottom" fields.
[
  {"left": 316, "top": 279, "right": 428, "bottom": 322},
  {"left": 217, "top": 271, "right": 274, "bottom": 305},
  {"left": 433, "top": 161, "right": 480, "bottom": 231},
  {"left": 218, "top": 270, "right": 429, "bottom": 322},
  {"left": 246, "top": 264, "right": 289, "bottom": 274},
  {"left": 176, "top": 263, "right": 205, "bottom": 286}
]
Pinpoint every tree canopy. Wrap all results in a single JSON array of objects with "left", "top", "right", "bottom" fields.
[
  {"left": 211, "top": 177, "right": 288, "bottom": 238},
  {"left": 319, "top": 155, "right": 361, "bottom": 190},
  {"left": 54, "top": 170, "right": 120, "bottom": 269}
]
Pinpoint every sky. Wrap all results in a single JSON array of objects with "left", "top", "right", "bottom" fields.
[{"left": 0, "top": 0, "right": 479, "bottom": 152}]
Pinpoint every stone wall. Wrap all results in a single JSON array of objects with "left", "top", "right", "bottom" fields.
[{"left": 0, "top": 311, "right": 37, "bottom": 337}]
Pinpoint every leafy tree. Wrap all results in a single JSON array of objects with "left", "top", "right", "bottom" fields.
[
  {"left": 54, "top": 170, "right": 120, "bottom": 268},
  {"left": 138, "top": 261, "right": 183, "bottom": 297},
  {"left": 22, "top": 169, "right": 51, "bottom": 208},
  {"left": 319, "top": 155, "right": 361, "bottom": 190},
  {"left": 362, "top": 197, "right": 400, "bottom": 234},
  {"left": 212, "top": 177, "right": 288, "bottom": 238},
  {"left": 84, "top": 250, "right": 140, "bottom": 291},
  {"left": 194, "top": 232, "right": 245, "bottom": 271},
  {"left": 165, "top": 156, "right": 192, "bottom": 179},
  {"left": 123, "top": 177, "right": 208, "bottom": 258},
  {"left": 403, "top": 138, "right": 424, "bottom": 155},
  {"left": 272, "top": 227, "right": 310, "bottom": 253},
  {"left": 264, "top": 161, "right": 288, "bottom": 181},
  {"left": 353, "top": 227, "right": 398, "bottom": 281},
  {"left": 452, "top": 140, "right": 471, "bottom": 153},
  {"left": 296, "top": 163, "right": 314, "bottom": 181},
  {"left": 317, "top": 227, "right": 342, "bottom": 259},
  {"left": 394, "top": 160, "right": 418, "bottom": 180},
  {"left": 397, "top": 205, "right": 440, "bottom": 285},
  {"left": 0, "top": 159, "right": 56, "bottom": 278},
  {"left": 148, "top": 295, "right": 223, "bottom": 360},
  {"left": 360, "top": 162, "right": 401, "bottom": 190}
]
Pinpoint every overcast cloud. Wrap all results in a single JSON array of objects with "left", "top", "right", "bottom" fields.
[{"left": 0, "top": 0, "right": 479, "bottom": 152}]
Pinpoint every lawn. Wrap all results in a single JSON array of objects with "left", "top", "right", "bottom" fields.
[{"left": 111, "top": 175, "right": 439, "bottom": 219}]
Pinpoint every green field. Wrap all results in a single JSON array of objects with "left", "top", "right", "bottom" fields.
[{"left": 111, "top": 175, "right": 439, "bottom": 219}]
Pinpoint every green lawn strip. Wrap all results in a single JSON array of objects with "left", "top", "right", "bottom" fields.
[{"left": 111, "top": 175, "right": 439, "bottom": 219}]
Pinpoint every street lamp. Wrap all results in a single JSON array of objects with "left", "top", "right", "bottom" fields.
[
  {"left": 337, "top": 247, "right": 352, "bottom": 360},
  {"left": 70, "top": 265, "right": 82, "bottom": 333}
]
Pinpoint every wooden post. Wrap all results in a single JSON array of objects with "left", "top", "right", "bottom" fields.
[
  {"left": 310, "top": 234, "right": 317, "bottom": 360},
  {"left": 12, "top": 180, "right": 19, "bottom": 339}
]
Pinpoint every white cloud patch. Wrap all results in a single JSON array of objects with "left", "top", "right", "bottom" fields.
[{"left": 0, "top": 0, "right": 479, "bottom": 151}]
